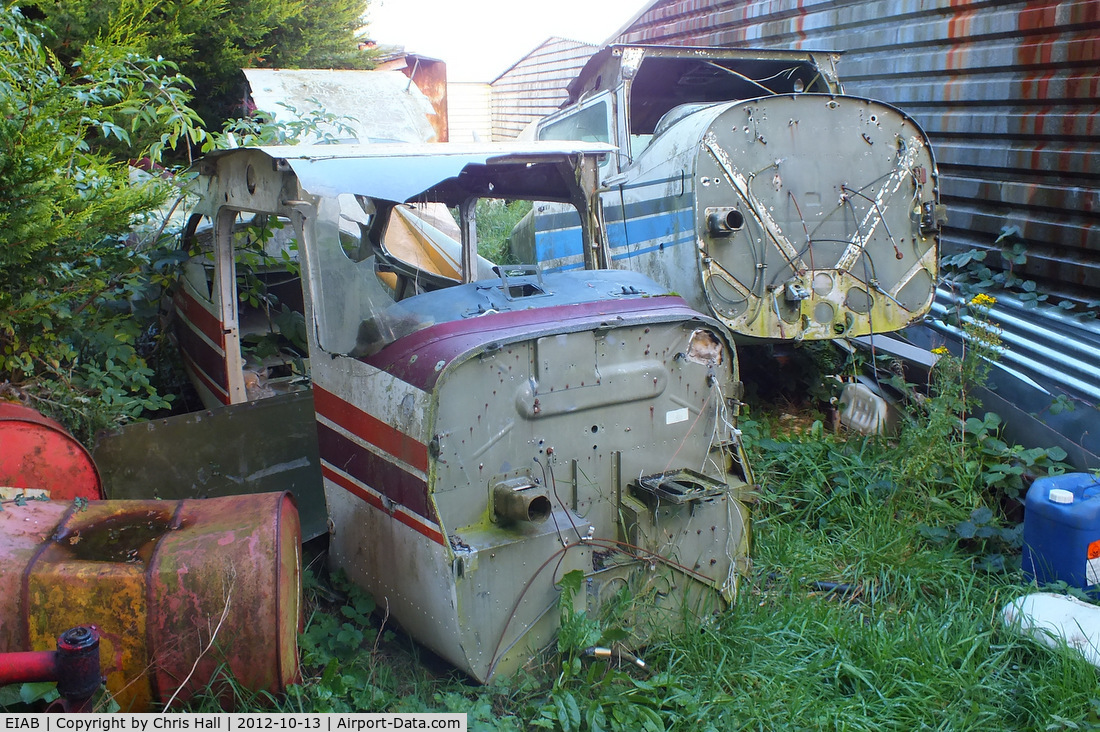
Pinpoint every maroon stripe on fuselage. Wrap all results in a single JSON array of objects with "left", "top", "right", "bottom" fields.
[
  {"left": 321, "top": 465, "right": 444, "bottom": 546},
  {"left": 174, "top": 313, "right": 230, "bottom": 399},
  {"left": 316, "top": 422, "right": 434, "bottom": 523},
  {"left": 362, "top": 296, "right": 698, "bottom": 391},
  {"left": 313, "top": 386, "right": 428, "bottom": 473},
  {"left": 179, "top": 348, "right": 229, "bottom": 405}
]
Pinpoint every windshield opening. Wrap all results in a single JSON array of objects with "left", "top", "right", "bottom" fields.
[{"left": 311, "top": 193, "right": 578, "bottom": 358}]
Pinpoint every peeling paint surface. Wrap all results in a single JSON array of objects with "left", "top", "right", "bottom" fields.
[
  {"left": 0, "top": 403, "right": 103, "bottom": 501},
  {"left": 1, "top": 494, "right": 300, "bottom": 711}
]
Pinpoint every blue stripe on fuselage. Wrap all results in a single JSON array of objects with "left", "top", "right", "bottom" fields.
[
  {"left": 534, "top": 204, "right": 694, "bottom": 265},
  {"left": 605, "top": 207, "right": 694, "bottom": 258}
]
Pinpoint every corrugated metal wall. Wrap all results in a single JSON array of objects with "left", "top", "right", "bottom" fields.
[
  {"left": 615, "top": 0, "right": 1099, "bottom": 309},
  {"left": 490, "top": 38, "right": 596, "bottom": 140}
]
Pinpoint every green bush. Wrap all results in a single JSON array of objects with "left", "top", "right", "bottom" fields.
[{"left": 0, "top": 5, "right": 203, "bottom": 439}]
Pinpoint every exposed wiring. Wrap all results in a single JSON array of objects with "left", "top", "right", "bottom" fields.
[
  {"left": 842, "top": 196, "right": 880, "bottom": 283},
  {"left": 772, "top": 291, "right": 787, "bottom": 339},
  {"left": 486, "top": 503, "right": 740, "bottom": 677},
  {"left": 660, "top": 385, "right": 715, "bottom": 475},
  {"left": 787, "top": 189, "right": 815, "bottom": 272},
  {"left": 582, "top": 537, "right": 717, "bottom": 585},
  {"left": 545, "top": 457, "right": 583, "bottom": 543},
  {"left": 704, "top": 61, "right": 787, "bottom": 96},
  {"left": 703, "top": 136, "right": 803, "bottom": 277},
  {"left": 722, "top": 496, "right": 740, "bottom": 598},
  {"left": 485, "top": 533, "right": 718, "bottom": 678},
  {"left": 486, "top": 541, "right": 578, "bottom": 679},
  {"left": 842, "top": 185, "right": 903, "bottom": 260}
]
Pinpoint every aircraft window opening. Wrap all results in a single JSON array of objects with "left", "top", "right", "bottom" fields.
[
  {"left": 372, "top": 202, "right": 464, "bottom": 300},
  {"left": 537, "top": 98, "right": 612, "bottom": 170},
  {"left": 538, "top": 101, "right": 610, "bottom": 145},
  {"left": 626, "top": 57, "right": 827, "bottom": 136},
  {"left": 180, "top": 214, "right": 216, "bottom": 301},
  {"left": 470, "top": 199, "right": 533, "bottom": 267},
  {"left": 703, "top": 62, "right": 809, "bottom": 94},
  {"left": 225, "top": 212, "right": 310, "bottom": 399}
]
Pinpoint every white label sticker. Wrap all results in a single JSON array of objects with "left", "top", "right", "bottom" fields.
[
  {"left": 666, "top": 408, "right": 689, "bottom": 425},
  {"left": 1088, "top": 557, "right": 1100, "bottom": 586}
]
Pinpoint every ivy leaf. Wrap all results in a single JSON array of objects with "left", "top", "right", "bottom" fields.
[
  {"left": 1045, "top": 446, "right": 1068, "bottom": 462},
  {"left": 970, "top": 506, "right": 993, "bottom": 525},
  {"left": 19, "top": 682, "right": 58, "bottom": 705}
]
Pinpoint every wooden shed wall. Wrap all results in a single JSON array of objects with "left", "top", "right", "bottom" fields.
[{"left": 490, "top": 38, "right": 597, "bottom": 140}]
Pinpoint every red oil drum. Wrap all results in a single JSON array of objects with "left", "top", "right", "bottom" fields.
[
  {"left": 0, "top": 402, "right": 103, "bottom": 500},
  {"left": 0, "top": 492, "right": 301, "bottom": 710}
]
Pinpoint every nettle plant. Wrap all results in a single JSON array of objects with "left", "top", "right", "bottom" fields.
[{"left": 531, "top": 570, "right": 702, "bottom": 732}]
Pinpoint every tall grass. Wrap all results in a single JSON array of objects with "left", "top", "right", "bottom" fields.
[{"left": 643, "top": 421, "right": 1099, "bottom": 730}]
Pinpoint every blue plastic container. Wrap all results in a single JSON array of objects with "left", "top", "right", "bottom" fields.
[{"left": 1023, "top": 473, "right": 1100, "bottom": 591}]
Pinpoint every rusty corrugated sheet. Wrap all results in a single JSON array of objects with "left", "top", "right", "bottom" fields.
[
  {"left": 615, "top": 0, "right": 1099, "bottom": 307},
  {"left": 490, "top": 37, "right": 597, "bottom": 140},
  {"left": 612, "top": 0, "right": 1100, "bottom": 467}
]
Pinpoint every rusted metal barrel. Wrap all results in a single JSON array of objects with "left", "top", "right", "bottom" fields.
[
  {"left": 0, "top": 492, "right": 300, "bottom": 710},
  {"left": 0, "top": 402, "right": 103, "bottom": 500}
]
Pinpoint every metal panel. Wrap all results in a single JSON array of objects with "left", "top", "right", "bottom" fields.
[
  {"left": 92, "top": 391, "right": 329, "bottom": 541},
  {"left": 377, "top": 54, "right": 450, "bottom": 142},
  {"left": 490, "top": 38, "right": 597, "bottom": 140},
  {"left": 243, "top": 68, "right": 440, "bottom": 143}
]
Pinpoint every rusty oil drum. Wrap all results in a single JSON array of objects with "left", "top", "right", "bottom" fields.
[
  {"left": 0, "top": 492, "right": 301, "bottom": 710},
  {"left": 0, "top": 402, "right": 103, "bottom": 500}
]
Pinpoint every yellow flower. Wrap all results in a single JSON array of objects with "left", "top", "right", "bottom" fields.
[
  {"left": 931, "top": 346, "right": 949, "bottom": 356},
  {"left": 970, "top": 293, "right": 996, "bottom": 307}
]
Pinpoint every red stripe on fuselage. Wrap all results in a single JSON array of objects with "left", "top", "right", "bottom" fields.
[
  {"left": 179, "top": 348, "right": 230, "bottom": 405},
  {"left": 173, "top": 289, "right": 231, "bottom": 402},
  {"left": 322, "top": 464, "right": 444, "bottom": 546},
  {"left": 313, "top": 385, "right": 429, "bottom": 473},
  {"left": 174, "top": 287, "right": 225, "bottom": 349}
]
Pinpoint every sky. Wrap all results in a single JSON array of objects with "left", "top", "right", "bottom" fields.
[{"left": 365, "top": 0, "right": 652, "bottom": 82}]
